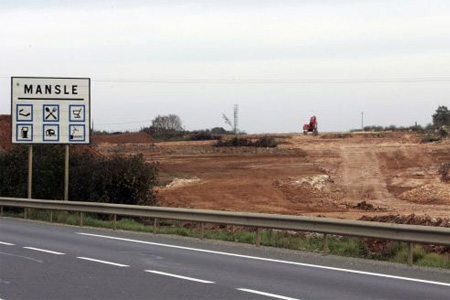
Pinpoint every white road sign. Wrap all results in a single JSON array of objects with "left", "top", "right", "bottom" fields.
[{"left": 11, "top": 77, "right": 91, "bottom": 144}]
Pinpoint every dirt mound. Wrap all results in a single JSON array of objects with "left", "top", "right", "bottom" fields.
[
  {"left": 360, "top": 214, "right": 450, "bottom": 227},
  {"left": 0, "top": 115, "right": 12, "bottom": 151},
  {"left": 360, "top": 214, "right": 450, "bottom": 255},
  {"left": 353, "top": 201, "right": 386, "bottom": 211},
  {"left": 93, "top": 132, "right": 154, "bottom": 144},
  {"left": 399, "top": 183, "right": 450, "bottom": 204},
  {"left": 293, "top": 175, "right": 331, "bottom": 191},
  {"left": 165, "top": 177, "right": 202, "bottom": 189}
]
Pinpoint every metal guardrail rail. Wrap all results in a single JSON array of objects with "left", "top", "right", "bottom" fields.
[{"left": 1, "top": 197, "right": 449, "bottom": 265}]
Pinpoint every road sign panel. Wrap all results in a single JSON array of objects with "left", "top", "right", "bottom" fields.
[
  {"left": 16, "top": 124, "right": 33, "bottom": 142},
  {"left": 43, "top": 124, "right": 60, "bottom": 142},
  {"left": 69, "top": 104, "right": 85, "bottom": 122},
  {"left": 16, "top": 104, "right": 33, "bottom": 122},
  {"left": 11, "top": 77, "right": 90, "bottom": 144},
  {"left": 43, "top": 104, "right": 60, "bottom": 122},
  {"left": 69, "top": 124, "right": 86, "bottom": 142}
]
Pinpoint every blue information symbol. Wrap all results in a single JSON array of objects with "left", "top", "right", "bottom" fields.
[
  {"left": 43, "top": 104, "right": 60, "bottom": 122},
  {"left": 16, "top": 124, "right": 33, "bottom": 142},
  {"left": 69, "top": 124, "right": 86, "bottom": 142},
  {"left": 16, "top": 104, "right": 33, "bottom": 122},
  {"left": 69, "top": 105, "right": 85, "bottom": 122}
]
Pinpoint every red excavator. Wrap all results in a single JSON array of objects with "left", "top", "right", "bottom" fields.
[{"left": 303, "top": 116, "right": 318, "bottom": 135}]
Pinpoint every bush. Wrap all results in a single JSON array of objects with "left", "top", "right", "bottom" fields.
[
  {"left": 0, "top": 145, "right": 159, "bottom": 206},
  {"left": 253, "top": 136, "right": 281, "bottom": 147},
  {"left": 189, "top": 131, "right": 221, "bottom": 141},
  {"left": 421, "top": 134, "right": 442, "bottom": 143},
  {"left": 214, "top": 136, "right": 281, "bottom": 148},
  {"left": 439, "top": 162, "right": 450, "bottom": 183},
  {"left": 215, "top": 137, "right": 253, "bottom": 147}
]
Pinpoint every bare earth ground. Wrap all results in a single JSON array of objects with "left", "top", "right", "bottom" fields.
[{"left": 95, "top": 132, "right": 450, "bottom": 220}]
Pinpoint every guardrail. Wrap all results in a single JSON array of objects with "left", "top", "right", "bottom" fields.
[{"left": 1, "top": 197, "right": 449, "bottom": 266}]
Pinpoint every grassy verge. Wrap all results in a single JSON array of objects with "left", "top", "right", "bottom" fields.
[{"left": 3, "top": 208, "right": 449, "bottom": 269}]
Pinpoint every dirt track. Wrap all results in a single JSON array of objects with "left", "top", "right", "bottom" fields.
[{"left": 95, "top": 132, "right": 450, "bottom": 220}]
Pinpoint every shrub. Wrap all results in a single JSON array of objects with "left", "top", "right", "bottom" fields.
[
  {"left": 215, "top": 137, "right": 253, "bottom": 147},
  {"left": 253, "top": 136, "right": 280, "bottom": 147},
  {"left": 439, "top": 162, "right": 450, "bottom": 183},
  {"left": 421, "top": 135, "right": 441, "bottom": 143},
  {"left": 189, "top": 131, "right": 221, "bottom": 141},
  {"left": 0, "top": 145, "right": 159, "bottom": 206},
  {"left": 214, "top": 136, "right": 281, "bottom": 148}
]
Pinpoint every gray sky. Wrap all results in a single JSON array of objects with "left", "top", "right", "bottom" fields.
[{"left": 1, "top": 0, "right": 449, "bottom": 133}]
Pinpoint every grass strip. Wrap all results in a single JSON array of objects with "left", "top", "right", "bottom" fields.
[{"left": 2, "top": 208, "right": 449, "bottom": 269}]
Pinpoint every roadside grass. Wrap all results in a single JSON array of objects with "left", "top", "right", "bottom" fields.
[{"left": 2, "top": 208, "right": 449, "bottom": 269}]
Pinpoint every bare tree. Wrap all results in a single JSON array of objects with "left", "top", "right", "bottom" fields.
[{"left": 150, "top": 114, "right": 183, "bottom": 133}]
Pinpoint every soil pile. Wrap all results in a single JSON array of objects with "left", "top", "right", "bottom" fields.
[
  {"left": 93, "top": 132, "right": 154, "bottom": 144},
  {"left": 352, "top": 201, "right": 386, "bottom": 211},
  {"left": 360, "top": 214, "right": 450, "bottom": 227},
  {"left": 399, "top": 183, "right": 450, "bottom": 204},
  {"left": 294, "top": 175, "right": 331, "bottom": 191},
  {"left": 0, "top": 115, "right": 12, "bottom": 151},
  {"left": 165, "top": 178, "right": 202, "bottom": 189}
]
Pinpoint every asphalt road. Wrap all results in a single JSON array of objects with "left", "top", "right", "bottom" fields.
[{"left": 0, "top": 218, "right": 449, "bottom": 300}]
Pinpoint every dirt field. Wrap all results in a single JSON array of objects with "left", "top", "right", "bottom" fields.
[
  {"left": 1, "top": 113, "right": 448, "bottom": 221},
  {"left": 95, "top": 132, "right": 450, "bottom": 220}
]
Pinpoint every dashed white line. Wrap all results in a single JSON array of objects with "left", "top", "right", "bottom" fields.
[
  {"left": 23, "top": 247, "right": 65, "bottom": 255},
  {"left": 0, "top": 241, "right": 15, "bottom": 246},
  {"left": 144, "top": 270, "right": 215, "bottom": 284},
  {"left": 237, "top": 288, "right": 300, "bottom": 300},
  {"left": 77, "top": 257, "right": 129, "bottom": 267},
  {"left": 76, "top": 232, "right": 450, "bottom": 288}
]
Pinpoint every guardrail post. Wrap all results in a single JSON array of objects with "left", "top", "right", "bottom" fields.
[
  {"left": 78, "top": 212, "right": 84, "bottom": 227},
  {"left": 323, "top": 233, "right": 329, "bottom": 253},
  {"left": 113, "top": 215, "right": 117, "bottom": 230},
  {"left": 200, "top": 222, "right": 205, "bottom": 240},
  {"left": 153, "top": 218, "right": 158, "bottom": 234},
  {"left": 408, "top": 242, "right": 414, "bottom": 266},
  {"left": 255, "top": 227, "right": 261, "bottom": 247}
]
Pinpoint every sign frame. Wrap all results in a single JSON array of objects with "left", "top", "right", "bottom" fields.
[{"left": 11, "top": 76, "right": 91, "bottom": 145}]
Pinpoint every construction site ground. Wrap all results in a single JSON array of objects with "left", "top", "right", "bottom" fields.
[{"left": 95, "top": 132, "right": 450, "bottom": 221}]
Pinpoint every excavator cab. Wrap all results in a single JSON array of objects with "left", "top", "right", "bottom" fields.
[{"left": 303, "top": 116, "right": 318, "bottom": 135}]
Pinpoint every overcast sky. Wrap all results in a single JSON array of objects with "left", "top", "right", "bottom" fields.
[{"left": 1, "top": 0, "right": 449, "bottom": 133}]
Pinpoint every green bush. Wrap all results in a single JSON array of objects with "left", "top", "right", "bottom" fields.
[{"left": 0, "top": 145, "right": 159, "bottom": 206}]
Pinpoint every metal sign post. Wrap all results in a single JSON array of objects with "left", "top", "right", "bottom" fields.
[
  {"left": 64, "top": 145, "right": 69, "bottom": 201},
  {"left": 28, "top": 145, "right": 33, "bottom": 199},
  {"left": 11, "top": 77, "right": 91, "bottom": 201}
]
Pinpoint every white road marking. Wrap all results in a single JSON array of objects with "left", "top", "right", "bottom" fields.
[
  {"left": 77, "top": 257, "right": 129, "bottom": 267},
  {"left": 23, "top": 247, "right": 65, "bottom": 255},
  {"left": 145, "top": 270, "right": 214, "bottom": 284},
  {"left": 77, "top": 232, "right": 450, "bottom": 287},
  {"left": 0, "top": 241, "right": 14, "bottom": 246},
  {"left": 0, "top": 251, "right": 44, "bottom": 263},
  {"left": 237, "top": 288, "right": 300, "bottom": 300}
]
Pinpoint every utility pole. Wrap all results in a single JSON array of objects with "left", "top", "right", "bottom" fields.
[
  {"left": 233, "top": 104, "right": 239, "bottom": 135},
  {"left": 361, "top": 112, "right": 364, "bottom": 131}
]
